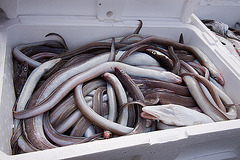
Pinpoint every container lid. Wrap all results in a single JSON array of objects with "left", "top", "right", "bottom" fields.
[{"left": 0, "top": 0, "right": 200, "bottom": 23}]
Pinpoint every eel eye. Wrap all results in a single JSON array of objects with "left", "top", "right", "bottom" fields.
[{"left": 23, "top": 67, "right": 27, "bottom": 72}]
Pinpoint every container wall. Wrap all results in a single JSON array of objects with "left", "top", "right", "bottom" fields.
[{"left": 195, "top": 0, "right": 240, "bottom": 27}]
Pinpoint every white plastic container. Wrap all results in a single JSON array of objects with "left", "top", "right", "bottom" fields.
[
  {"left": 195, "top": 0, "right": 240, "bottom": 28},
  {"left": 0, "top": 0, "right": 240, "bottom": 159}
]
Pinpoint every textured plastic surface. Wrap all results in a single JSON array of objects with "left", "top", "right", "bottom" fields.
[
  {"left": 195, "top": 0, "right": 240, "bottom": 27},
  {"left": 0, "top": 0, "right": 200, "bottom": 22},
  {"left": 0, "top": 0, "right": 240, "bottom": 160}
]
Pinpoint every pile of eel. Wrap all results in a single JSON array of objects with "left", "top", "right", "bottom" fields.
[{"left": 11, "top": 21, "right": 239, "bottom": 154}]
